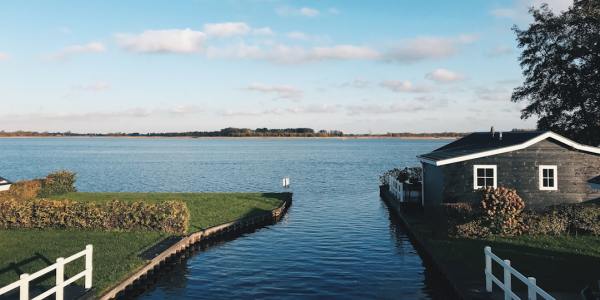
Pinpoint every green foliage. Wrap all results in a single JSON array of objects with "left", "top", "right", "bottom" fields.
[
  {"left": 481, "top": 187, "right": 526, "bottom": 236},
  {"left": 38, "top": 170, "right": 77, "bottom": 197},
  {"left": 525, "top": 204, "right": 600, "bottom": 236},
  {"left": 5, "top": 180, "right": 43, "bottom": 201},
  {"left": 512, "top": 0, "right": 600, "bottom": 146},
  {"left": 379, "top": 167, "right": 422, "bottom": 185},
  {"left": 0, "top": 198, "right": 189, "bottom": 234}
]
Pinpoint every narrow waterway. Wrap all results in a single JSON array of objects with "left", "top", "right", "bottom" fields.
[{"left": 1, "top": 138, "right": 449, "bottom": 299}]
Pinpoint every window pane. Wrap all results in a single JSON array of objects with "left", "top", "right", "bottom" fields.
[
  {"left": 548, "top": 169, "right": 554, "bottom": 177},
  {"left": 543, "top": 178, "right": 549, "bottom": 187},
  {"left": 477, "top": 178, "right": 485, "bottom": 187},
  {"left": 477, "top": 168, "right": 484, "bottom": 177},
  {"left": 486, "top": 178, "right": 494, "bottom": 187},
  {"left": 543, "top": 169, "right": 548, "bottom": 177},
  {"left": 548, "top": 179, "right": 554, "bottom": 187},
  {"left": 486, "top": 168, "right": 494, "bottom": 177}
]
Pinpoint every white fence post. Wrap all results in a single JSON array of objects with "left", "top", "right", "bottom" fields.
[
  {"left": 484, "top": 246, "right": 492, "bottom": 292},
  {"left": 503, "top": 259, "right": 511, "bottom": 300},
  {"left": 528, "top": 277, "right": 537, "bottom": 300},
  {"left": 56, "top": 257, "right": 65, "bottom": 300},
  {"left": 19, "top": 274, "right": 29, "bottom": 300},
  {"left": 85, "top": 244, "right": 93, "bottom": 289}
]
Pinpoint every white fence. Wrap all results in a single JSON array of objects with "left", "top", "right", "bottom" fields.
[
  {"left": 484, "top": 246, "right": 555, "bottom": 300},
  {"left": 387, "top": 175, "right": 405, "bottom": 202},
  {"left": 0, "top": 245, "right": 93, "bottom": 300}
]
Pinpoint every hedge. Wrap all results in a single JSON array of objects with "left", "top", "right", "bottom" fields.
[{"left": 0, "top": 198, "right": 189, "bottom": 234}]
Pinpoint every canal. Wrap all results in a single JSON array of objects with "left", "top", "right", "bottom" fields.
[{"left": 2, "top": 138, "right": 449, "bottom": 299}]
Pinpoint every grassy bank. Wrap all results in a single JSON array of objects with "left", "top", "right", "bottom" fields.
[
  {"left": 401, "top": 211, "right": 600, "bottom": 297},
  {"left": 0, "top": 192, "right": 286, "bottom": 295}
]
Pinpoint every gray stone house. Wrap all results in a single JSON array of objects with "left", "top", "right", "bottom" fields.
[{"left": 418, "top": 130, "right": 600, "bottom": 209}]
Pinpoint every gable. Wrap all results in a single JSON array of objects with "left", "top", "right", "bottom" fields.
[{"left": 420, "top": 132, "right": 600, "bottom": 166}]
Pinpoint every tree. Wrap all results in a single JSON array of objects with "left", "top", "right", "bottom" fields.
[{"left": 512, "top": 0, "right": 600, "bottom": 146}]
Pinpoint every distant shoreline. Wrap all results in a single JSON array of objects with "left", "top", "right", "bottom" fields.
[{"left": 0, "top": 135, "right": 459, "bottom": 140}]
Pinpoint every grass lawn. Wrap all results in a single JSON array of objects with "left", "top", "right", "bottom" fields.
[
  {"left": 402, "top": 212, "right": 600, "bottom": 296},
  {"left": 0, "top": 192, "right": 286, "bottom": 295},
  {"left": 51, "top": 192, "right": 285, "bottom": 233}
]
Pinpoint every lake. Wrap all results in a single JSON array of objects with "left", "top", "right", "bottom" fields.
[{"left": 0, "top": 138, "right": 449, "bottom": 299}]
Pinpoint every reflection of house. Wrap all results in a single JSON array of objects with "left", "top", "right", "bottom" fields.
[
  {"left": 0, "top": 177, "right": 12, "bottom": 192},
  {"left": 418, "top": 129, "right": 600, "bottom": 209}
]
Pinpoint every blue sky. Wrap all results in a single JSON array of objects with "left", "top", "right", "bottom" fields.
[{"left": 0, "top": 0, "right": 572, "bottom": 133}]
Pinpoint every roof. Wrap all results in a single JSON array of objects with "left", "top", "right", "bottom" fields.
[
  {"left": 0, "top": 177, "right": 11, "bottom": 186},
  {"left": 590, "top": 176, "right": 600, "bottom": 185},
  {"left": 419, "top": 131, "right": 600, "bottom": 166}
]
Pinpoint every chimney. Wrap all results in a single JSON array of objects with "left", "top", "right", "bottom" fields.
[
  {"left": 490, "top": 126, "right": 495, "bottom": 138},
  {"left": 499, "top": 132, "right": 503, "bottom": 141}
]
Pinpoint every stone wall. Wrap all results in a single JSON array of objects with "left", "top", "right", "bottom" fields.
[{"left": 439, "top": 139, "right": 600, "bottom": 209}]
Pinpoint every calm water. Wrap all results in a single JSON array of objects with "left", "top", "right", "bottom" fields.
[{"left": 0, "top": 138, "right": 449, "bottom": 299}]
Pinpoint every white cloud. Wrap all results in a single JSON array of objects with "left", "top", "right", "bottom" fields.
[
  {"left": 168, "top": 105, "right": 204, "bottom": 115},
  {"left": 384, "top": 35, "right": 477, "bottom": 63},
  {"left": 116, "top": 29, "right": 205, "bottom": 53},
  {"left": 488, "top": 45, "right": 513, "bottom": 57},
  {"left": 244, "top": 83, "right": 304, "bottom": 100},
  {"left": 491, "top": 0, "right": 573, "bottom": 20},
  {"left": 51, "top": 42, "right": 105, "bottom": 60},
  {"left": 286, "top": 104, "right": 341, "bottom": 114},
  {"left": 0, "top": 52, "right": 9, "bottom": 61},
  {"left": 425, "top": 68, "right": 465, "bottom": 83},
  {"left": 341, "top": 79, "right": 370, "bottom": 89},
  {"left": 300, "top": 7, "right": 320, "bottom": 17},
  {"left": 72, "top": 81, "right": 111, "bottom": 92},
  {"left": 276, "top": 6, "right": 320, "bottom": 17},
  {"left": 474, "top": 86, "right": 512, "bottom": 102},
  {"left": 380, "top": 80, "right": 431, "bottom": 93},
  {"left": 311, "top": 45, "right": 379, "bottom": 60},
  {"left": 253, "top": 27, "right": 274, "bottom": 36},
  {"left": 346, "top": 103, "right": 425, "bottom": 115},
  {"left": 204, "top": 22, "right": 250, "bottom": 37},
  {"left": 287, "top": 31, "right": 310, "bottom": 40}
]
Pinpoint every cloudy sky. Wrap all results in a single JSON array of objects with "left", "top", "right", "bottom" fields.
[{"left": 0, "top": 0, "right": 573, "bottom": 133}]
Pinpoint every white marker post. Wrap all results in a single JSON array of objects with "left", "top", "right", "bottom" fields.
[{"left": 282, "top": 177, "right": 290, "bottom": 188}]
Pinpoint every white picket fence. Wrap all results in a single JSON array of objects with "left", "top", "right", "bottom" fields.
[
  {"left": 484, "top": 246, "right": 555, "bottom": 300},
  {"left": 387, "top": 175, "right": 405, "bottom": 202},
  {"left": 0, "top": 245, "right": 93, "bottom": 300}
]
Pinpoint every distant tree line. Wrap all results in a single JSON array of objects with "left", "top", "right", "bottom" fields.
[{"left": 0, "top": 128, "right": 345, "bottom": 138}]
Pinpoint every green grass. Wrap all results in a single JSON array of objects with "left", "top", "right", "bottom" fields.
[
  {"left": 51, "top": 192, "right": 285, "bottom": 233},
  {"left": 1, "top": 192, "right": 286, "bottom": 295},
  {"left": 402, "top": 213, "right": 600, "bottom": 295}
]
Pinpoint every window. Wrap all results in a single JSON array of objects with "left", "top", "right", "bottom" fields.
[
  {"left": 539, "top": 165, "right": 558, "bottom": 190},
  {"left": 473, "top": 165, "right": 497, "bottom": 189}
]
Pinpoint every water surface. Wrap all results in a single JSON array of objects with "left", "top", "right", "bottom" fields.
[{"left": 0, "top": 138, "right": 448, "bottom": 299}]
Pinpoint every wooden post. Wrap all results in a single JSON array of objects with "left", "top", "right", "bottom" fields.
[
  {"left": 85, "top": 244, "right": 93, "bottom": 289},
  {"left": 527, "top": 277, "right": 537, "bottom": 300},
  {"left": 19, "top": 274, "right": 29, "bottom": 300},
  {"left": 503, "top": 260, "right": 511, "bottom": 300},
  {"left": 56, "top": 257, "right": 65, "bottom": 300},
  {"left": 484, "top": 246, "right": 492, "bottom": 292}
]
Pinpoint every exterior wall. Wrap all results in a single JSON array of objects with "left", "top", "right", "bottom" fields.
[
  {"left": 422, "top": 162, "right": 444, "bottom": 206},
  {"left": 439, "top": 139, "right": 600, "bottom": 209}
]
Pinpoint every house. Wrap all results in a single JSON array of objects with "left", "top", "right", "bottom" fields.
[
  {"left": 417, "top": 129, "right": 600, "bottom": 209},
  {"left": 0, "top": 177, "right": 12, "bottom": 192}
]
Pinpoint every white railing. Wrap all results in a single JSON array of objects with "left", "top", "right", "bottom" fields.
[
  {"left": 0, "top": 245, "right": 93, "bottom": 300},
  {"left": 484, "top": 246, "right": 555, "bottom": 300},
  {"left": 387, "top": 175, "right": 405, "bottom": 202}
]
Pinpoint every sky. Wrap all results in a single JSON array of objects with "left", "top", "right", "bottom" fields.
[{"left": 0, "top": 0, "right": 574, "bottom": 134}]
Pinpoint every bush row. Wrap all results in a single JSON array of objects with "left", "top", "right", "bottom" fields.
[
  {"left": 437, "top": 187, "right": 600, "bottom": 238},
  {"left": 1, "top": 170, "right": 77, "bottom": 200},
  {"left": 0, "top": 198, "right": 189, "bottom": 234}
]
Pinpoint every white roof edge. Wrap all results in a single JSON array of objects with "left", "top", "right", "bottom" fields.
[{"left": 423, "top": 132, "right": 600, "bottom": 166}]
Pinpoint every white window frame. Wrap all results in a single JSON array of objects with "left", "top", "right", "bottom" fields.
[
  {"left": 539, "top": 165, "right": 558, "bottom": 191},
  {"left": 473, "top": 165, "right": 497, "bottom": 190}
]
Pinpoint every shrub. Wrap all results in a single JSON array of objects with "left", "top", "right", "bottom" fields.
[
  {"left": 38, "top": 170, "right": 77, "bottom": 197},
  {"left": 0, "top": 198, "right": 189, "bottom": 234},
  {"left": 7, "top": 180, "right": 43, "bottom": 201},
  {"left": 523, "top": 210, "right": 568, "bottom": 235},
  {"left": 379, "top": 167, "right": 422, "bottom": 185},
  {"left": 455, "top": 219, "right": 490, "bottom": 238},
  {"left": 480, "top": 187, "right": 526, "bottom": 236}
]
